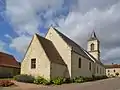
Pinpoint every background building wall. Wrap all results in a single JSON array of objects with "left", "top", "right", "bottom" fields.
[{"left": 0, "top": 66, "right": 20, "bottom": 78}]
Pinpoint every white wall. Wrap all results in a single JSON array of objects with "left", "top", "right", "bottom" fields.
[
  {"left": 94, "top": 63, "right": 106, "bottom": 76},
  {"left": 71, "top": 51, "right": 94, "bottom": 78},
  {"left": 50, "top": 63, "right": 69, "bottom": 79},
  {"left": 106, "top": 68, "right": 120, "bottom": 77},
  {"left": 87, "top": 40, "right": 100, "bottom": 60},
  {"left": 45, "top": 27, "right": 72, "bottom": 77},
  {"left": 21, "top": 35, "right": 50, "bottom": 79}
]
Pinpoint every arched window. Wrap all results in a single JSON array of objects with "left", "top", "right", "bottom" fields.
[
  {"left": 78, "top": 58, "right": 81, "bottom": 68},
  {"left": 91, "top": 43, "right": 94, "bottom": 51}
]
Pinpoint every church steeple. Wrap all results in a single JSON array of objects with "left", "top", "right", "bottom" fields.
[
  {"left": 87, "top": 31, "right": 100, "bottom": 61},
  {"left": 88, "top": 31, "right": 98, "bottom": 41}
]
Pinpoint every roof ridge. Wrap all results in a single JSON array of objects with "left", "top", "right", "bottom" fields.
[
  {"left": 35, "top": 33, "right": 66, "bottom": 65},
  {"left": 53, "top": 28, "right": 83, "bottom": 48}
]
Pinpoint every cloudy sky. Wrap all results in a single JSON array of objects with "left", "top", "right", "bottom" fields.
[{"left": 0, "top": 0, "right": 120, "bottom": 64}]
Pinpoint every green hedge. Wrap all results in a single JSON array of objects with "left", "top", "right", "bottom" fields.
[
  {"left": 34, "top": 76, "right": 51, "bottom": 85},
  {"left": 14, "top": 74, "right": 108, "bottom": 85},
  {"left": 51, "top": 77, "right": 64, "bottom": 85},
  {"left": 14, "top": 74, "right": 34, "bottom": 83}
]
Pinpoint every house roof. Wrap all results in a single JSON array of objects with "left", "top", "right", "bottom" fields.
[
  {"left": 36, "top": 34, "right": 66, "bottom": 66},
  {"left": 105, "top": 64, "right": 120, "bottom": 69},
  {"left": 0, "top": 52, "right": 20, "bottom": 68},
  {"left": 53, "top": 28, "right": 93, "bottom": 62}
]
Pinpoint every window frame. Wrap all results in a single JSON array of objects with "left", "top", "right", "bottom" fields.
[
  {"left": 113, "top": 69, "right": 116, "bottom": 72},
  {"left": 31, "top": 58, "right": 36, "bottom": 69},
  {"left": 79, "top": 58, "right": 81, "bottom": 68},
  {"left": 89, "top": 62, "right": 92, "bottom": 71},
  {"left": 91, "top": 43, "right": 95, "bottom": 51}
]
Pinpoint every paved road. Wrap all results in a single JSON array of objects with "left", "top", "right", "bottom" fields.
[{"left": 1, "top": 78, "right": 120, "bottom": 90}]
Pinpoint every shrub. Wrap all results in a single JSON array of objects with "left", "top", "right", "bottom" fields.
[
  {"left": 73, "top": 76, "right": 84, "bottom": 83},
  {"left": 93, "top": 75, "right": 108, "bottom": 80},
  {"left": 63, "top": 78, "right": 72, "bottom": 83},
  {"left": 14, "top": 74, "right": 34, "bottom": 83},
  {"left": 0, "top": 80, "right": 14, "bottom": 87},
  {"left": 83, "top": 77, "right": 94, "bottom": 82},
  {"left": 51, "top": 77, "right": 64, "bottom": 85},
  {"left": 34, "top": 76, "right": 51, "bottom": 85},
  {"left": 116, "top": 72, "right": 119, "bottom": 76}
]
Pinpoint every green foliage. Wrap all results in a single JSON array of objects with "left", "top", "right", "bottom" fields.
[
  {"left": 63, "top": 78, "right": 72, "bottom": 83},
  {"left": 34, "top": 76, "right": 51, "bottom": 85},
  {"left": 115, "top": 72, "right": 119, "bottom": 76},
  {"left": 73, "top": 76, "right": 84, "bottom": 83},
  {"left": 93, "top": 75, "right": 108, "bottom": 80},
  {"left": 83, "top": 77, "right": 94, "bottom": 82},
  {"left": 51, "top": 77, "right": 64, "bottom": 85},
  {"left": 14, "top": 74, "right": 34, "bottom": 83}
]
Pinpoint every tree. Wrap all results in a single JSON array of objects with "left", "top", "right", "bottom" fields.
[{"left": 115, "top": 72, "right": 119, "bottom": 77}]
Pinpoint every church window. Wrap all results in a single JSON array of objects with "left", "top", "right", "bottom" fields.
[
  {"left": 97, "top": 66, "right": 99, "bottom": 73},
  {"left": 79, "top": 58, "right": 81, "bottom": 68},
  {"left": 91, "top": 43, "right": 94, "bottom": 51},
  {"left": 114, "top": 70, "right": 116, "bottom": 72},
  {"left": 89, "top": 62, "right": 92, "bottom": 71},
  {"left": 31, "top": 58, "right": 36, "bottom": 69}
]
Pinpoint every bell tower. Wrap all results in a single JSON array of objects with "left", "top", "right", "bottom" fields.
[{"left": 87, "top": 31, "right": 100, "bottom": 61}]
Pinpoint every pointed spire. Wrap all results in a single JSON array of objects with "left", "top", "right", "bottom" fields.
[
  {"left": 91, "top": 30, "right": 97, "bottom": 38},
  {"left": 88, "top": 30, "right": 98, "bottom": 41}
]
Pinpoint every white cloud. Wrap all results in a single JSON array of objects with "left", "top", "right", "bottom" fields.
[
  {"left": 6, "top": 0, "right": 64, "bottom": 35},
  {"left": 10, "top": 35, "right": 31, "bottom": 53},
  {"left": 0, "top": 40, "right": 6, "bottom": 52},
  {"left": 4, "top": 34, "right": 13, "bottom": 40},
  {"left": 5, "top": 0, "right": 120, "bottom": 63},
  {"left": 57, "top": 1, "right": 120, "bottom": 63},
  {"left": 5, "top": 0, "right": 64, "bottom": 55}
]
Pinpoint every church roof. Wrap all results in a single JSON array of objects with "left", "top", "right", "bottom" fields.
[
  {"left": 53, "top": 28, "right": 93, "bottom": 62},
  {"left": 0, "top": 52, "right": 20, "bottom": 68},
  {"left": 36, "top": 34, "right": 66, "bottom": 66},
  {"left": 83, "top": 49, "right": 104, "bottom": 67},
  {"left": 88, "top": 31, "right": 99, "bottom": 41},
  {"left": 53, "top": 27, "right": 104, "bottom": 65}
]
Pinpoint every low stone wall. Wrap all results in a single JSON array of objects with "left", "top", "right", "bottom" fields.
[{"left": 0, "top": 66, "right": 20, "bottom": 78}]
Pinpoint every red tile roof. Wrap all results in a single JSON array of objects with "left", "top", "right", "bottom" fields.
[
  {"left": 105, "top": 64, "right": 120, "bottom": 69},
  {"left": 0, "top": 52, "right": 20, "bottom": 68}
]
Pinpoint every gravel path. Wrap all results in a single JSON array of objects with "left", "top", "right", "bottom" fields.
[{"left": 1, "top": 78, "right": 120, "bottom": 90}]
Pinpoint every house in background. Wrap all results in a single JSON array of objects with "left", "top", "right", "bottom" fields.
[
  {"left": 105, "top": 64, "right": 120, "bottom": 77},
  {"left": 0, "top": 52, "right": 20, "bottom": 78},
  {"left": 21, "top": 27, "right": 105, "bottom": 79}
]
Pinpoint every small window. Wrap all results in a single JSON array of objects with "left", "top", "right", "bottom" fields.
[
  {"left": 91, "top": 43, "right": 94, "bottom": 51},
  {"left": 114, "top": 70, "right": 116, "bottom": 72},
  {"left": 108, "top": 70, "right": 110, "bottom": 72},
  {"left": 100, "top": 68, "right": 101, "bottom": 74},
  {"left": 89, "top": 62, "right": 92, "bottom": 71},
  {"left": 97, "top": 66, "right": 99, "bottom": 73},
  {"left": 31, "top": 58, "right": 36, "bottom": 69},
  {"left": 79, "top": 58, "right": 81, "bottom": 68}
]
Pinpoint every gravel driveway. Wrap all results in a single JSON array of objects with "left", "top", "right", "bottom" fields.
[{"left": 1, "top": 78, "right": 120, "bottom": 90}]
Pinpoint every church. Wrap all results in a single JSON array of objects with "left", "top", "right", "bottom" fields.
[{"left": 21, "top": 27, "right": 105, "bottom": 79}]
